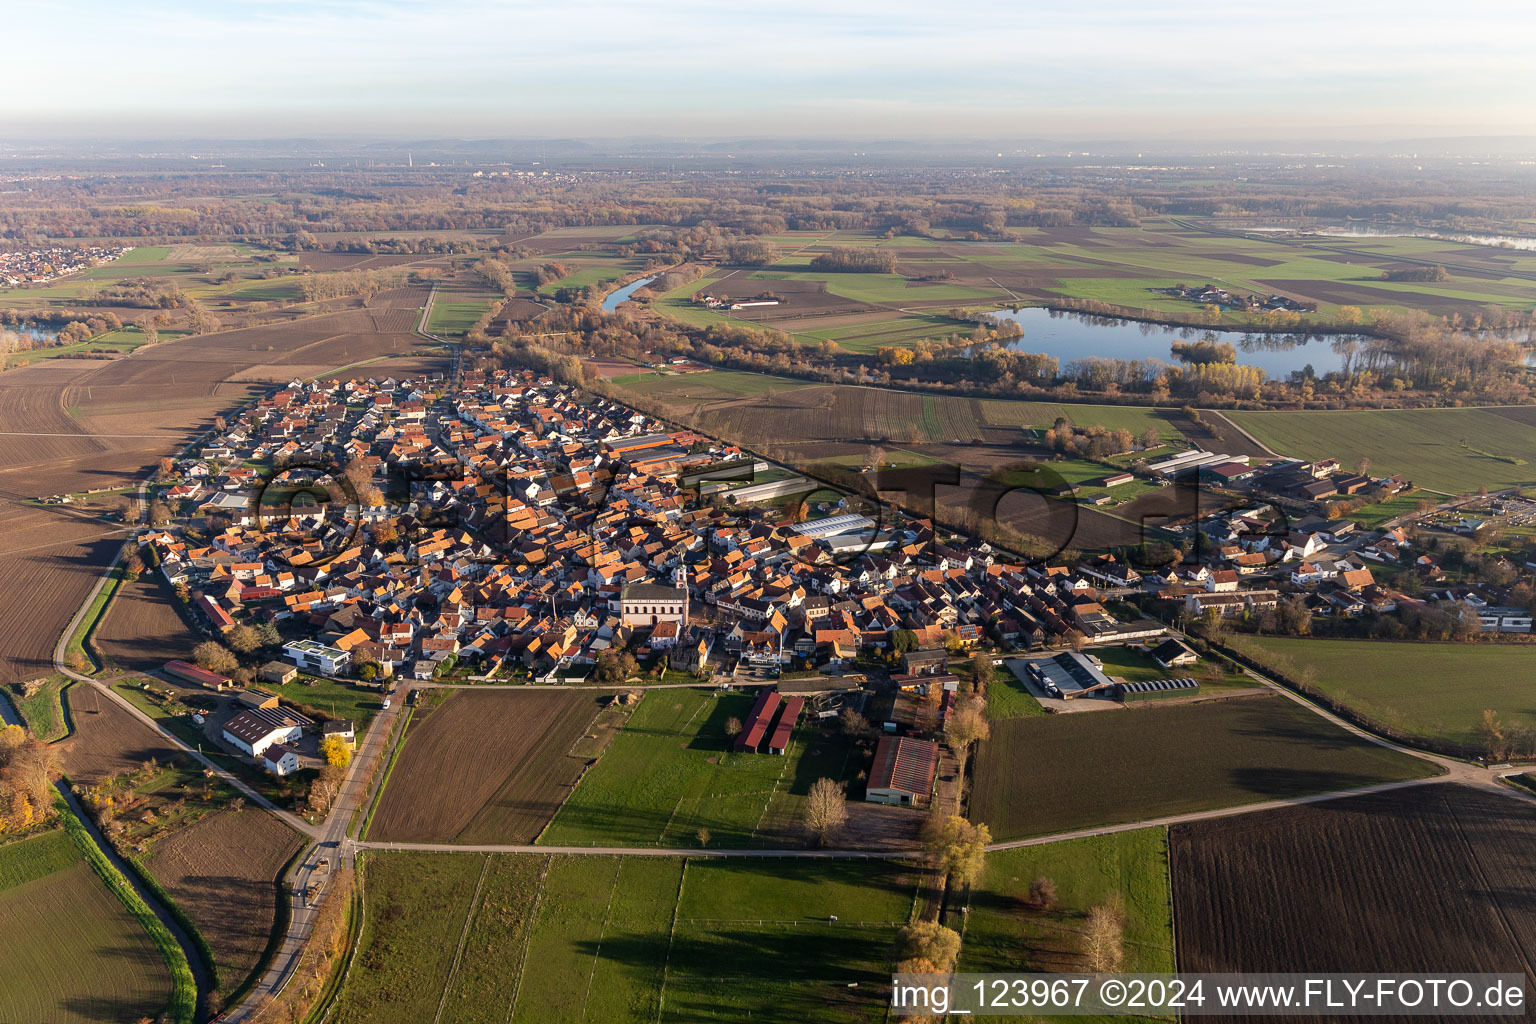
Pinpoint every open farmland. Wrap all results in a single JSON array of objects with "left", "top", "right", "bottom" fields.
[
  {"left": 95, "top": 574, "right": 193, "bottom": 672},
  {"left": 638, "top": 221, "right": 1536, "bottom": 343},
  {"left": 0, "top": 502, "right": 122, "bottom": 683},
  {"left": 1227, "top": 406, "right": 1536, "bottom": 494},
  {"left": 59, "top": 683, "right": 183, "bottom": 784},
  {"left": 0, "top": 829, "right": 173, "bottom": 1024},
  {"left": 1226, "top": 635, "right": 1536, "bottom": 752},
  {"left": 332, "top": 850, "right": 915, "bottom": 1024},
  {"left": 970, "top": 694, "right": 1437, "bottom": 841},
  {"left": 960, "top": 828, "right": 1173, "bottom": 977},
  {"left": 367, "top": 688, "right": 610, "bottom": 844},
  {"left": 1172, "top": 784, "right": 1536, "bottom": 1019},
  {"left": 540, "top": 687, "right": 873, "bottom": 849},
  {"left": 141, "top": 808, "right": 303, "bottom": 996}
]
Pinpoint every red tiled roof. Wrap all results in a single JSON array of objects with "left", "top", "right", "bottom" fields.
[{"left": 868, "top": 735, "right": 939, "bottom": 797}]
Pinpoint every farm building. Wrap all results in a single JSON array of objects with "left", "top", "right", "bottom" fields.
[
  {"left": 602, "top": 432, "right": 673, "bottom": 455},
  {"left": 1025, "top": 651, "right": 1117, "bottom": 699},
  {"left": 789, "top": 513, "right": 876, "bottom": 539},
  {"left": 734, "top": 689, "right": 782, "bottom": 752},
  {"left": 776, "top": 674, "right": 864, "bottom": 698},
  {"left": 866, "top": 735, "right": 939, "bottom": 808},
  {"left": 235, "top": 688, "right": 281, "bottom": 711},
  {"left": 163, "top": 660, "right": 233, "bottom": 690},
  {"left": 261, "top": 661, "right": 298, "bottom": 685},
  {"left": 1118, "top": 677, "right": 1200, "bottom": 701},
  {"left": 901, "top": 649, "right": 949, "bottom": 677},
  {"left": 196, "top": 594, "right": 235, "bottom": 632},
  {"left": 766, "top": 697, "right": 805, "bottom": 755},
  {"left": 620, "top": 581, "right": 688, "bottom": 627},
  {"left": 1150, "top": 638, "right": 1199, "bottom": 668},
  {"left": 222, "top": 708, "right": 307, "bottom": 757}
]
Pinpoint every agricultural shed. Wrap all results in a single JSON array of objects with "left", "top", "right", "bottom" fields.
[
  {"left": 866, "top": 734, "right": 939, "bottom": 808},
  {"left": 735, "top": 689, "right": 781, "bottom": 752},
  {"left": 164, "top": 659, "right": 233, "bottom": 690},
  {"left": 767, "top": 697, "right": 805, "bottom": 755}
]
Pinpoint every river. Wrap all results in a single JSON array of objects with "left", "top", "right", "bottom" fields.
[{"left": 601, "top": 275, "right": 657, "bottom": 313}]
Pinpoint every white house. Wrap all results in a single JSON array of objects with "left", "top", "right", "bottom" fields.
[
  {"left": 283, "top": 639, "right": 351, "bottom": 675},
  {"left": 262, "top": 744, "right": 301, "bottom": 776}
]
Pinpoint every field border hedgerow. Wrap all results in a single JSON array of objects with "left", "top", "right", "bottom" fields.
[{"left": 62, "top": 802, "right": 197, "bottom": 1024}]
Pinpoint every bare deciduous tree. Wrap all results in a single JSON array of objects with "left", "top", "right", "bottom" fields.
[
  {"left": 803, "top": 777, "right": 848, "bottom": 845},
  {"left": 1082, "top": 903, "right": 1124, "bottom": 973}
]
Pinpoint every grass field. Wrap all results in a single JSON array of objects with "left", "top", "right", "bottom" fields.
[
  {"left": 1228, "top": 407, "right": 1536, "bottom": 494},
  {"left": 1346, "top": 491, "right": 1426, "bottom": 527},
  {"left": 1091, "top": 645, "right": 1253, "bottom": 693},
  {"left": 610, "top": 369, "right": 813, "bottom": 402},
  {"left": 960, "top": 828, "right": 1174, "bottom": 978},
  {"left": 986, "top": 669, "right": 1048, "bottom": 719},
  {"left": 970, "top": 694, "right": 1436, "bottom": 840},
  {"left": 425, "top": 282, "right": 502, "bottom": 336},
  {"left": 1226, "top": 635, "right": 1536, "bottom": 750},
  {"left": 333, "top": 851, "right": 916, "bottom": 1024},
  {"left": 260, "top": 674, "right": 381, "bottom": 734},
  {"left": 7, "top": 675, "right": 70, "bottom": 740},
  {"left": 0, "top": 828, "right": 174, "bottom": 1024},
  {"left": 539, "top": 258, "right": 643, "bottom": 295},
  {"left": 541, "top": 688, "right": 861, "bottom": 848},
  {"left": 0, "top": 325, "right": 167, "bottom": 369}
]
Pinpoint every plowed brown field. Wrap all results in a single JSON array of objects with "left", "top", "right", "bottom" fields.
[
  {"left": 1172, "top": 784, "right": 1536, "bottom": 1023},
  {"left": 95, "top": 575, "right": 194, "bottom": 673},
  {"left": 367, "top": 689, "right": 609, "bottom": 844},
  {"left": 142, "top": 809, "right": 303, "bottom": 993},
  {"left": 59, "top": 685, "right": 182, "bottom": 784}
]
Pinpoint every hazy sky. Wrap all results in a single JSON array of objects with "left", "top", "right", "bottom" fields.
[{"left": 7, "top": 0, "right": 1536, "bottom": 139}]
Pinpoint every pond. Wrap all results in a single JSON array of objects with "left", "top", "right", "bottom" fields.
[
  {"left": 601, "top": 275, "right": 657, "bottom": 313},
  {"left": 2, "top": 323, "right": 54, "bottom": 344},
  {"left": 990, "top": 306, "right": 1366, "bottom": 378}
]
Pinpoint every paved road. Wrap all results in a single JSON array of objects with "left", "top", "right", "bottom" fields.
[
  {"left": 219, "top": 692, "right": 405, "bottom": 1023},
  {"left": 357, "top": 839, "right": 913, "bottom": 859}
]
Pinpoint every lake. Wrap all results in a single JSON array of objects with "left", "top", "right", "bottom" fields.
[
  {"left": 990, "top": 306, "right": 1363, "bottom": 378},
  {"left": 601, "top": 275, "right": 657, "bottom": 312}
]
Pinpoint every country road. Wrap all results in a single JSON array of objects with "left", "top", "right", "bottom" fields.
[
  {"left": 36, "top": 388, "right": 1536, "bottom": 1024},
  {"left": 219, "top": 694, "right": 405, "bottom": 1024}
]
